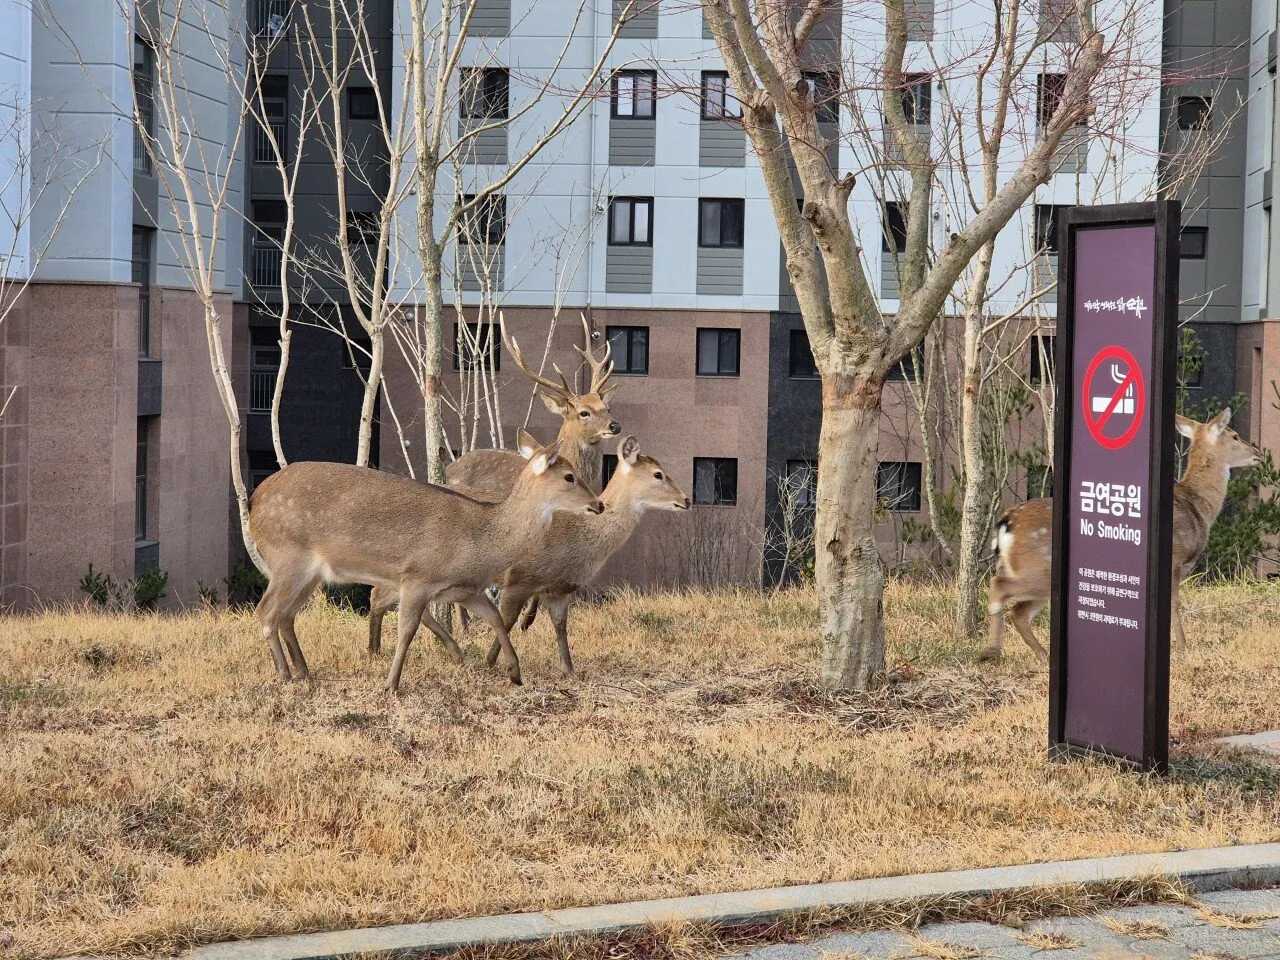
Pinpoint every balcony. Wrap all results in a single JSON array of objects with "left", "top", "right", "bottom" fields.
[
  {"left": 253, "top": 120, "right": 287, "bottom": 163},
  {"left": 252, "top": 243, "right": 282, "bottom": 288},
  {"left": 250, "top": 369, "right": 277, "bottom": 413},
  {"left": 254, "top": 0, "right": 289, "bottom": 35},
  {"left": 134, "top": 129, "right": 150, "bottom": 175},
  {"left": 138, "top": 285, "right": 151, "bottom": 356}
]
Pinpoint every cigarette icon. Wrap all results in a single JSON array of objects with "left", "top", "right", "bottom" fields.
[{"left": 1092, "top": 363, "right": 1135, "bottom": 415}]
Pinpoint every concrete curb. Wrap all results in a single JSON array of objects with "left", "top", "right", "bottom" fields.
[{"left": 183, "top": 844, "right": 1280, "bottom": 960}]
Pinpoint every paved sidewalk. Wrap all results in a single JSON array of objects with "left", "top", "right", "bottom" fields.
[{"left": 730, "top": 888, "right": 1280, "bottom": 960}]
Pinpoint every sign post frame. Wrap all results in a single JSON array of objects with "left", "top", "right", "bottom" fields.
[{"left": 1048, "top": 201, "right": 1180, "bottom": 775}]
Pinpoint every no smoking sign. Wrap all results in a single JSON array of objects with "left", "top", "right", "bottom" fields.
[{"left": 1081, "top": 345, "right": 1146, "bottom": 450}]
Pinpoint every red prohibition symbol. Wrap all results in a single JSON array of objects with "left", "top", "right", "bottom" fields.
[{"left": 1082, "top": 345, "right": 1146, "bottom": 451}]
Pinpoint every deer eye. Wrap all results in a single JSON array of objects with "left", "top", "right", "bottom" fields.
[
  {"left": 654, "top": 471, "right": 663, "bottom": 480},
  {"left": 564, "top": 473, "right": 575, "bottom": 484},
  {"left": 579, "top": 410, "right": 590, "bottom": 418}
]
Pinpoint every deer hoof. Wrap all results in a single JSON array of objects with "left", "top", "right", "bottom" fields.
[{"left": 976, "top": 645, "right": 1002, "bottom": 663}]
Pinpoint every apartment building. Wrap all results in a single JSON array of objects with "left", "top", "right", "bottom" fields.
[{"left": 0, "top": 0, "right": 236, "bottom": 609}]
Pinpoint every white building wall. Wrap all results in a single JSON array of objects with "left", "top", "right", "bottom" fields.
[{"left": 0, "top": 0, "right": 32, "bottom": 281}]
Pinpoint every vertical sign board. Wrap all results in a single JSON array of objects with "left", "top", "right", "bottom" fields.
[{"left": 1049, "top": 202, "right": 1179, "bottom": 773}]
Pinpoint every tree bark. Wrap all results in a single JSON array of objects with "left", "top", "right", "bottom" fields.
[
  {"left": 355, "top": 328, "right": 383, "bottom": 467},
  {"left": 954, "top": 239, "right": 995, "bottom": 637},
  {"left": 421, "top": 232, "right": 447, "bottom": 484},
  {"left": 816, "top": 373, "right": 887, "bottom": 690}
]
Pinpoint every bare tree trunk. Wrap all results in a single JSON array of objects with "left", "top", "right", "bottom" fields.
[
  {"left": 954, "top": 240, "right": 996, "bottom": 636},
  {"left": 357, "top": 329, "right": 384, "bottom": 466},
  {"left": 816, "top": 374, "right": 886, "bottom": 689},
  {"left": 421, "top": 231, "right": 447, "bottom": 484}
]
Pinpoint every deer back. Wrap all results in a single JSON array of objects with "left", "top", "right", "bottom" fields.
[{"left": 991, "top": 497, "right": 1053, "bottom": 591}]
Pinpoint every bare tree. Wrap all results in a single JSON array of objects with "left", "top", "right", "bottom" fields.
[{"left": 703, "top": 0, "right": 1129, "bottom": 689}]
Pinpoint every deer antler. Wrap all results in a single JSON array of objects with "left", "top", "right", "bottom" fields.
[
  {"left": 573, "top": 313, "right": 615, "bottom": 395},
  {"left": 501, "top": 311, "right": 573, "bottom": 398}
]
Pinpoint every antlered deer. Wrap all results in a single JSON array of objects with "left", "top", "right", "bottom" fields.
[
  {"left": 249, "top": 436, "right": 603, "bottom": 692},
  {"left": 447, "top": 314, "right": 619, "bottom": 495},
  {"left": 985, "top": 409, "right": 1260, "bottom": 660}
]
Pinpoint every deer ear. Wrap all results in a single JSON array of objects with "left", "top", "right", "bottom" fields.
[
  {"left": 1214, "top": 407, "right": 1233, "bottom": 427},
  {"left": 541, "top": 392, "right": 573, "bottom": 416},
  {"left": 619, "top": 435, "right": 640, "bottom": 466},
  {"left": 601, "top": 383, "right": 619, "bottom": 402},
  {"left": 530, "top": 439, "right": 563, "bottom": 475},
  {"left": 517, "top": 429, "right": 541, "bottom": 460},
  {"left": 1175, "top": 415, "right": 1197, "bottom": 439}
]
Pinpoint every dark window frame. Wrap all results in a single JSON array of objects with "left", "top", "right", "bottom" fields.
[
  {"left": 884, "top": 344, "right": 923, "bottom": 382},
  {"left": 694, "top": 456, "right": 739, "bottom": 506},
  {"left": 700, "top": 70, "right": 741, "bottom": 120},
  {"left": 696, "top": 327, "right": 741, "bottom": 377},
  {"left": 606, "top": 325, "right": 650, "bottom": 375},
  {"left": 1034, "top": 204, "right": 1072, "bottom": 256},
  {"left": 608, "top": 196, "right": 654, "bottom": 246},
  {"left": 789, "top": 328, "right": 820, "bottom": 379},
  {"left": 785, "top": 459, "right": 817, "bottom": 510},
  {"left": 1177, "top": 95, "right": 1212, "bottom": 131},
  {"left": 1037, "top": 73, "right": 1066, "bottom": 128},
  {"left": 698, "top": 198, "right": 745, "bottom": 248},
  {"left": 1029, "top": 334, "right": 1055, "bottom": 386},
  {"left": 1180, "top": 226, "right": 1207, "bottom": 259},
  {"left": 452, "top": 321, "right": 502, "bottom": 371},
  {"left": 602, "top": 453, "right": 619, "bottom": 487},
  {"left": 347, "top": 210, "right": 380, "bottom": 245},
  {"left": 460, "top": 67, "right": 510, "bottom": 120},
  {"left": 458, "top": 194, "right": 507, "bottom": 246},
  {"left": 877, "top": 460, "right": 923, "bottom": 512},
  {"left": 347, "top": 86, "right": 379, "bottom": 120},
  {"left": 882, "top": 200, "right": 907, "bottom": 254},
  {"left": 135, "top": 417, "right": 153, "bottom": 542},
  {"left": 610, "top": 69, "right": 657, "bottom": 119},
  {"left": 803, "top": 71, "right": 840, "bottom": 124},
  {"left": 901, "top": 73, "right": 932, "bottom": 125}
]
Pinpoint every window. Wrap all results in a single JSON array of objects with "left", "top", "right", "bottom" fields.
[
  {"left": 1029, "top": 334, "right": 1055, "bottom": 385},
  {"left": 696, "top": 328, "right": 740, "bottom": 376},
  {"left": 460, "top": 68, "right": 509, "bottom": 120},
  {"left": 132, "top": 37, "right": 154, "bottom": 174},
  {"left": 700, "top": 71, "right": 741, "bottom": 120},
  {"left": 251, "top": 201, "right": 285, "bottom": 287},
  {"left": 611, "top": 70, "right": 656, "bottom": 119},
  {"left": 1181, "top": 226, "right": 1207, "bottom": 259},
  {"left": 608, "top": 197, "right": 652, "bottom": 246},
  {"left": 453, "top": 322, "right": 501, "bottom": 370},
  {"left": 602, "top": 453, "right": 619, "bottom": 487},
  {"left": 789, "top": 329, "right": 820, "bottom": 379},
  {"left": 698, "top": 198, "right": 745, "bottom": 248},
  {"left": 459, "top": 194, "right": 506, "bottom": 245},
  {"left": 804, "top": 71, "right": 839, "bottom": 124},
  {"left": 254, "top": 75, "right": 288, "bottom": 163},
  {"left": 1177, "top": 95, "right": 1211, "bottom": 131},
  {"left": 877, "top": 461, "right": 922, "bottom": 512},
  {"left": 785, "top": 459, "right": 817, "bottom": 510},
  {"left": 347, "top": 210, "right": 380, "bottom": 244},
  {"left": 901, "top": 73, "right": 931, "bottom": 125},
  {"left": 882, "top": 201, "right": 907, "bottom": 254},
  {"left": 884, "top": 344, "right": 923, "bottom": 382},
  {"left": 250, "top": 344, "right": 281, "bottom": 413},
  {"left": 694, "top": 457, "right": 738, "bottom": 505},
  {"left": 132, "top": 227, "right": 154, "bottom": 357},
  {"left": 348, "top": 86, "right": 378, "bottom": 120},
  {"left": 1037, "top": 73, "right": 1065, "bottom": 128},
  {"left": 1034, "top": 204, "right": 1071, "bottom": 256},
  {"left": 135, "top": 417, "right": 153, "bottom": 541},
  {"left": 607, "top": 325, "right": 649, "bottom": 374}
]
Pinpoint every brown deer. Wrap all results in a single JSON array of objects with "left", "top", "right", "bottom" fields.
[
  {"left": 984, "top": 408, "right": 1260, "bottom": 661},
  {"left": 249, "top": 435, "right": 603, "bottom": 693},
  {"left": 447, "top": 314, "right": 619, "bottom": 495}
]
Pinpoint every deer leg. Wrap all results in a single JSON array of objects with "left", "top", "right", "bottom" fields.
[
  {"left": 979, "top": 576, "right": 1010, "bottom": 661},
  {"left": 280, "top": 613, "right": 310, "bottom": 680},
  {"left": 518, "top": 598, "right": 540, "bottom": 632},
  {"left": 544, "top": 593, "right": 575, "bottom": 677},
  {"left": 464, "top": 593, "right": 522, "bottom": 685},
  {"left": 419, "top": 608, "right": 465, "bottom": 664},
  {"left": 1010, "top": 600, "right": 1048, "bottom": 662},
  {"left": 488, "top": 586, "right": 534, "bottom": 666},
  {"left": 256, "top": 579, "right": 292, "bottom": 681},
  {"left": 368, "top": 585, "right": 397, "bottom": 656},
  {"left": 387, "top": 586, "right": 431, "bottom": 695}
]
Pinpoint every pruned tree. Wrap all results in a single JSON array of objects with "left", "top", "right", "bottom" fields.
[{"left": 701, "top": 0, "right": 1126, "bottom": 688}]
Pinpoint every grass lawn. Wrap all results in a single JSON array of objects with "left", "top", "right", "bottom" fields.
[{"left": 2, "top": 581, "right": 1279, "bottom": 958}]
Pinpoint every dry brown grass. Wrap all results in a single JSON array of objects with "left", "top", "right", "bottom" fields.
[
  {"left": 1100, "top": 916, "right": 1168, "bottom": 939},
  {"left": 1017, "top": 930, "right": 1082, "bottom": 950},
  {"left": 2, "top": 581, "right": 1280, "bottom": 959}
]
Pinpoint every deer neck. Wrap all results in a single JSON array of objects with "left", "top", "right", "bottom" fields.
[
  {"left": 555, "top": 423, "right": 604, "bottom": 491},
  {"left": 598, "top": 482, "right": 647, "bottom": 538},
  {"left": 488, "top": 476, "right": 562, "bottom": 559},
  {"left": 1176, "top": 440, "right": 1230, "bottom": 519}
]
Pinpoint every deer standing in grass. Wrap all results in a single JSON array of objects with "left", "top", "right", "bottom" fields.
[
  {"left": 249, "top": 440, "right": 603, "bottom": 692},
  {"left": 368, "top": 317, "right": 619, "bottom": 648},
  {"left": 984, "top": 409, "right": 1261, "bottom": 660}
]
